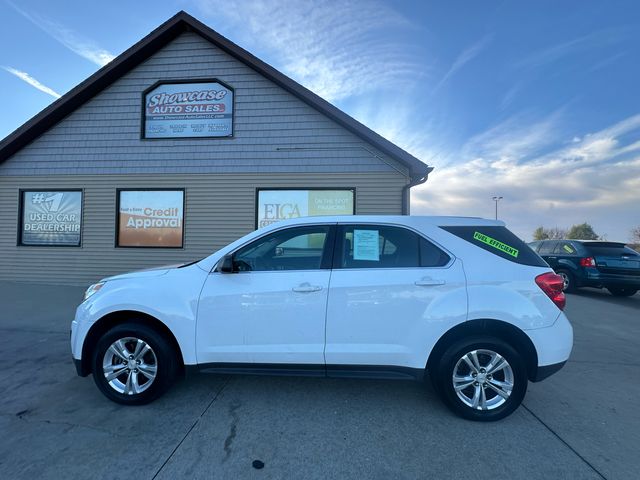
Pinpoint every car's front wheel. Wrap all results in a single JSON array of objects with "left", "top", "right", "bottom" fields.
[
  {"left": 92, "top": 323, "right": 178, "bottom": 405},
  {"left": 433, "top": 337, "right": 527, "bottom": 421},
  {"left": 607, "top": 287, "right": 638, "bottom": 297}
]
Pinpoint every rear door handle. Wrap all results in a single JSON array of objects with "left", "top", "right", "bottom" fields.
[
  {"left": 415, "top": 278, "right": 445, "bottom": 287},
  {"left": 292, "top": 283, "right": 323, "bottom": 293}
]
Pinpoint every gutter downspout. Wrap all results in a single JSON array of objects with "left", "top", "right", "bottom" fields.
[{"left": 401, "top": 166, "right": 434, "bottom": 215}]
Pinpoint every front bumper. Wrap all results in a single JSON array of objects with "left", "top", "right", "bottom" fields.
[{"left": 73, "top": 357, "right": 89, "bottom": 377}]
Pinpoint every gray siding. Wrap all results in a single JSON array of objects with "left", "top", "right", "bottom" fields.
[
  {"left": 0, "top": 173, "right": 407, "bottom": 284},
  {"left": 0, "top": 32, "right": 408, "bottom": 177}
]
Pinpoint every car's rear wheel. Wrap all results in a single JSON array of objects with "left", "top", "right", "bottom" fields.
[
  {"left": 607, "top": 287, "right": 638, "bottom": 297},
  {"left": 434, "top": 337, "right": 527, "bottom": 421},
  {"left": 92, "top": 323, "right": 178, "bottom": 405},
  {"left": 556, "top": 269, "right": 576, "bottom": 293}
]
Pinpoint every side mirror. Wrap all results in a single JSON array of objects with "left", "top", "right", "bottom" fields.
[{"left": 218, "top": 254, "right": 235, "bottom": 273}]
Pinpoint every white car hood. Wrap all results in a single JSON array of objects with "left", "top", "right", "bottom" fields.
[{"left": 100, "top": 264, "right": 183, "bottom": 282}]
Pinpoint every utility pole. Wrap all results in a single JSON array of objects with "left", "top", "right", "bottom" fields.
[{"left": 492, "top": 196, "right": 503, "bottom": 220}]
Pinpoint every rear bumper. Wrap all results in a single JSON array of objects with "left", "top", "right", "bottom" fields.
[
  {"left": 526, "top": 311, "right": 573, "bottom": 381},
  {"left": 582, "top": 270, "right": 640, "bottom": 288},
  {"left": 532, "top": 361, "right": 566, "bottom": 382}
]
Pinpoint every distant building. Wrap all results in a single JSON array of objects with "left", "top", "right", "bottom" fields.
[{"left": 0, "top": 11, "right": 432, "bottom": 284}]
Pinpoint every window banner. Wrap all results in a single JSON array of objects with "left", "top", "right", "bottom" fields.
[
  {"left": 118, "top": 190, "right": 184, "bottom": 247},
  {"left": 256, "top": 189, "right": 354, "bottom": 229},
  {"left": 21, "top": 191, "right": 82, "bottom": 246}
]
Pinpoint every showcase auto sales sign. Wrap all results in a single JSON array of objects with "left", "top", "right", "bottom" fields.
[{"left": 144, "top": 81, "right": 234, "bottom": 138}]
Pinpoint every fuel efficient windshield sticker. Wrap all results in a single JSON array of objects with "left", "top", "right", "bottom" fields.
[
  {"left": 563, "top": 244, "right": 574, "bottom": 253},
  {"left": 473, "top": 231, "right": 519, "bottom": 258}
]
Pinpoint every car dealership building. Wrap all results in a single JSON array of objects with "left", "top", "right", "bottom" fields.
[{"left": 0, "top": 12, "right": 431, "bottom": 285}]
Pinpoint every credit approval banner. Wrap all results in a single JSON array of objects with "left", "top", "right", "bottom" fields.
[
  {"left": 118, "top": 190, "right": 184, "bottom": 247},
  {"left": 256, "top": 189, "right": 354, "bottom": 229},
  {"left": 144, "top": 81, "right": 233, "bottom": 138}
]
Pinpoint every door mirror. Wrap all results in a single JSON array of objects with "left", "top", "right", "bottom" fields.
[{"left": 218, "top": 254, "right": 235, "bottom": 273}]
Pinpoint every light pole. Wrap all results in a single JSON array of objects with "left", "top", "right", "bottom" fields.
[{"left": 492, "top": 196, "right": 503, "bottom": 220}]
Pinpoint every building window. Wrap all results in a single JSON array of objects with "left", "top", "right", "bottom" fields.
[
  {"left": 117, "top": 189, "right": 185, "bottom": 248},
  {"left": 142, "top": 80, "right": 234, "bottom": 139},
  {"left": 19, "top": 190, "right": 83, "bottom": 246},
  {"left": 256, "top": 188, "right": 355, "bottom": 229}
]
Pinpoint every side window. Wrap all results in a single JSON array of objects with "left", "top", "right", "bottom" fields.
[
  {"left": 554, "top": 241, "right": 577, "bottom": 255},
  {"left": 538, "top": 241, "right": 557, "bottom": 255},
  {"left": 233, "top": 226, "right": 331, "bottom": 272},
  {"left": 420, "top": 238, "right": 451, "bottom": 267},
  {"left": 528, "top": 241, "right": 541, "bottom": 252},
  {"left": 339, "top": 225, "right": 449, "bottom": 269}
]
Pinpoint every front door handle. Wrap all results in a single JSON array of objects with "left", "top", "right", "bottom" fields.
[
  {"left": 292, "top": 283, "right": 323, "bottom": 293},
  {"left": 415, "top": 278, "right": 445, "bottom": 287}
]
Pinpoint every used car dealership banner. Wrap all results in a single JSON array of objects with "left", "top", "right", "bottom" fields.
[
  {"left": 118, "top": 190, "right": 184, "bottom": 247},
  {"left": 257, "top": 189, "right": 354, "bottom": 228},
  {"left": 20, "top": 190, "right": 82, "bottom": 246},
  {"left": 144, "top": 81, "right": 234, "bottom": 138}
]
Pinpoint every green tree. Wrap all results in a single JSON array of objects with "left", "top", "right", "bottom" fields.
[
  {"left": 567, "top": 223, "right": 599, "bottom": 240},
  {"left": 533, "top": 226, "right": 548, "bottom": 240},
  {"left": 533, "top": 226, "right": 567, "bottom": 240}
]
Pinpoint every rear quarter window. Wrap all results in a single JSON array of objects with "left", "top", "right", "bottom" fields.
[{"left": 441, "top": 226, "right": 548, "bottom": 267}]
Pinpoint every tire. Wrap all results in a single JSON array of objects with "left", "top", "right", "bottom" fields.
[
  {"left": 433, "top": 336, "right": 527, "bottom": 421},
  {"left": 556, "top": 269, "right": 576, "bottom": 293},
  {"left": 92, "top": 323, "right": 178, "bottom": 405},
  {"left": 607, "top": 287, "right": 638, "bottom": 297}
]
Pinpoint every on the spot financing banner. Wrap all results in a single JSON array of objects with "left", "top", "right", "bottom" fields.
[
  {"left": 21, "top": 191, "right": 82, "bottom": 246},
  {"left": 144, "top": 81, "right": 233, "bottom": 138},
  {"left": 118, "top": 191, "right": 184, "bottom": 247},
  {"left": 257, "top": 190, "right": 354, "bottom": 229}
]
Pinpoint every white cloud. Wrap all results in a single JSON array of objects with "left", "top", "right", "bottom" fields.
[
  {"left": 195, "top": 0, "right": 426, "bottom": 101},
  {"left": 515, "top": 29, "right": 625, "bottom": 70},
  {"left": 433, "top": 35, "right": 492, "bottom": 93},
  {"left": 411, "top": 114, "right": 640, "bottom": 242},
  {"left": 8, "top": 2, "right": 115, "bottom": 66},
  {"left": 2, "top": 66, "right": 61, "bottom": 98}
]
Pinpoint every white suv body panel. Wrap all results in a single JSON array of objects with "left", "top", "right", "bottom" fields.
[
  {"left": 71, "top": 215, "right": 573, "bottom": 378},
  {"left": 325, "top": 258, "right": 467, "bottom": 369}
]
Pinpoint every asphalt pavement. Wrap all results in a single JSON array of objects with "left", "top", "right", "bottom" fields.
[{"left": 0, "top": 281, "right": 638, "bottom": 479}]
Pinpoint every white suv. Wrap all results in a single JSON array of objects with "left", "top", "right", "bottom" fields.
[{"left": 71, "top": 216, "right": 572, "bottom": 421}]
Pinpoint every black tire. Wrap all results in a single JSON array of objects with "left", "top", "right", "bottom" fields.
[
  {"left": 433, "top": 336, "right": 527, "bottom": 421},
  {"left": 556, "top": 269, "right": 576, "bottom": 293},
  {"left": 92, "top": 323, "right": 178, "bottom": 405},
  {"left": 607, "top": 287, "right": 638, "bottom": 297}
]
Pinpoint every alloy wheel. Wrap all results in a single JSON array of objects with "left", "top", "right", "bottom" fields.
[
  {"left": 452, "top": 349, "right": 514, "bottom": 410},
  {"left": 102, "top": 337, "right": 158, "bottom": 395},
  {"left": 558, "top": 272, "right": 570, "bottom": 291}
]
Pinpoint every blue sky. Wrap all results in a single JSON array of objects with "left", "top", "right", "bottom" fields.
[{"left": 1, "top": 0, "right": 639, "bottom": 241}]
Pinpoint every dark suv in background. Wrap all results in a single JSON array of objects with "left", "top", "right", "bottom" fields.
[{"left": 528, "top": 240, "right": 640, "bottom": 296}]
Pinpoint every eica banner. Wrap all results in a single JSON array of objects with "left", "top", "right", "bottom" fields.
[
  {"left": 144, "top": 81, "right": 234, "bottom": 138},
  {"left": 20, "top": 191, "right": 82, "bottom": 246},
  {"left": 256, "top": 189, "right": 354, "bottom": 228},
  {"left": 118, "top": 191, "right": 184, "bottom": 247}
]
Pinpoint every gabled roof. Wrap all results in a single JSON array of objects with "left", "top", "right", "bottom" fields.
[{"left": 0, "top": 11, "right": 432, "bottom": 181}]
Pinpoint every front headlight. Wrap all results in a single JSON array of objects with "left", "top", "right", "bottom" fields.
[{"left": 83, "top": 282, "right": 105, "bottom": 302}]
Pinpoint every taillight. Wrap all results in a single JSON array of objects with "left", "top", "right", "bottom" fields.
[
  {"left": 579, "top": 257, "right": 595, "bottom": 267},
  {"left": 535, "top": 272, "right": 566, "bottom": 310}
]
